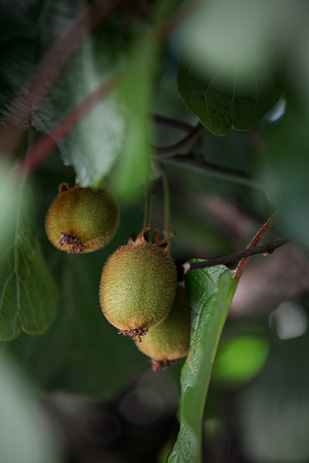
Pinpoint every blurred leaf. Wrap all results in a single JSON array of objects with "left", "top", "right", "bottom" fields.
[
  {"left": 0, "top": 183, "right": 58, "bottom": 340},
  {"left": 177, "top": 0, "right": 296, "bottom": 78},
  {"left": 239, "top": 331, "right": 309, "bottom": 463},
  {"left": 0, "top": 351, "right": 60, "bottom": 463},
  {"left": 168, "top": 264, "right": 237, "bottom": 463},
  {"left": 110, "top": 31, "right": 157, "bottom": 199},
  {"left": 0, "top": 162, "right": 20, "bottom": 250},
  {"left": 32, "top": 0, "right": 129, "bottom": 187},
  {"left": 177, "top": 56, "right": 283, "bottom": 136},
  {"left": 212, "top": 335, "right": 270, "bottom": 385},
  {"left": 6, "top": 253, "right": 147, "bottom": 397},
  {"left": 261, "top": 93, "right": 309, "bottom": 242}
]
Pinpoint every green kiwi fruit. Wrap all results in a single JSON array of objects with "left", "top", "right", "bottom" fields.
[
  {"left": 45, "top": 183, "right": 118, "bottom": 254},
  {"left": 100, "top": 228, "right": 177, "bottom": 341},
  {"left": 137, "top": 284, "right": 191, "bottom": 371}
]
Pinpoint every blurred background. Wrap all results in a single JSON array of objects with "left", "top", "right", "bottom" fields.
[{"left": 1, "top": 1, "right": 309, "bottom": 462}]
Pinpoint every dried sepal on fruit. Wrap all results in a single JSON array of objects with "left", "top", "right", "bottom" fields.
[
  {"left": 100, "top": 228, "right": 178, "bottom": 342},
  {"left": 137, "top": 284, "right": 191, "bottom": 371},
  {"left": 45, "top": 183, "right": 118, "bottom": 254}
]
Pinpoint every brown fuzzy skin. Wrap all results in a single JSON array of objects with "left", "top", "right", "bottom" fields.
[
  {"left": 100, "top": 241, "right": 178, "bottom": 332},
  {"left": 137, "top": 285, "right": 191, "bottom": 365},
  {"left": 45, "top": 185, "right": 118, "bottom": 253}
]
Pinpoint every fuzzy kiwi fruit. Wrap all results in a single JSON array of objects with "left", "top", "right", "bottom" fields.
[
  {"left": 137, "top": 284, "right": 191, "bottom": 371},
  {"left": 45, "top": 183, "right": 118, "bottom": 253},
  {"left": 100, "top": 228, "right": 177, "bottom": 341}
]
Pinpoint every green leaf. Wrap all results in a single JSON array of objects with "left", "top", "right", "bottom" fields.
[
  {"left": 168, "top": 264, "right": 237, "bottom": 463},
  {"left": 31, "top": 0, "right": 158, "bottom": 189},
  {"left": 177, "top": 58, "right": 283, "bottom": 136},
  {"left": 177, "top": 0, "right": 291, "bottom": 79},
  {"left": 0, "top": 184, "right": 58, "bottom": 340},
  {"left": 32, "top": 0, "right": 127, "bottom": 186},
  {"left": 0, "top": 162, "right": 20, "bottom": 250},
  {"left": 110, "top": 31, "right": 157, "bottom": 199}
]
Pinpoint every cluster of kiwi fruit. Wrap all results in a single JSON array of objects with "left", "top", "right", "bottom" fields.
[{"left": 45, "top": 183, "right": 191, "bottom": 371}]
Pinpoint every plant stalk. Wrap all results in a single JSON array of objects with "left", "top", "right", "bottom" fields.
[{"left": 160, "top": 164, "right": 171, "bottom": 247}]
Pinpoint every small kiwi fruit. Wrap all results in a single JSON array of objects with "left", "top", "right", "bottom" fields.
[
  {"left": 136, "top": 284, "right": 191, "bottom": 371},
  {"left": 100, "top": 228, "right": 177, "bottom": 342},
  {"left": 45, "top": 183, "right": 118, "bottom": 253}
]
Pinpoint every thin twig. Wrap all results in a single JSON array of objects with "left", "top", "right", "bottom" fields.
[
  {"left": 153, "top": 115, "right": 193, "bottom": 132},
  {"left": 160, "top": 155, "right": 266, "bottom": 192},
  {"left": 160, "top": 164, "right": 171, "bottom": 244},
  {"left": 233, "top": 213, "right": 278, "bottom": 280},
  {"left": 183, "top": 237, "right": 290, "bottom": 273},
  {"left": 155, "top": 122, "right": 205, "bottom": 157},
  {"left": 143, "top": 174, "right": 152, "bottom": 230}
]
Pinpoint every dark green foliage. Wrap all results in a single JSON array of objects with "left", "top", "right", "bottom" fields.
[
  {"left": 0, "top": 1, "right": 309, "bottom": 462},
  {"left": 178, "top": 57, "right": 284, "bottom": 136}
]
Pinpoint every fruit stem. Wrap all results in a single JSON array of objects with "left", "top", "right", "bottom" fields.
[
  {"left": 143, "top": 174, "right": 153, "bottom": 230},
  {"left": 160, "top": 164, "right": 171, "bottom": 248}
]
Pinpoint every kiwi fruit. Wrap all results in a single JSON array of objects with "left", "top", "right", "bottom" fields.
[
  {"left": 137, "top": 284, "right": 191, "bottom": 371},
  {"left": 100, "top": 228, "right": 178, "bottom": 341},
  {"left": 45, "top": 183, "right": 118, "bottom": 253}
]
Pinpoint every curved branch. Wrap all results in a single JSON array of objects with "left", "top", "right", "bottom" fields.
[
  {"left": 160, "top": 155, "right": 266, "bottom": 192},
  {"left": 155, "top": 122, "right": 205, "bottom": 157},
  {"left": 153, "top": 115, "right": 193, "bottom": 132},
  {"left": 183, "top": 237, "right": 290, "bottom": 273}
]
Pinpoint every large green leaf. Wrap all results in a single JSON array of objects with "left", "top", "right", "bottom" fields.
[
  {"left": 177, "top": 57, "right": 283, "bottom": 136},
  {"left": 31, "top": 0, "right": 128, "bottom": 187},
  {"left": 168, "top": 263, "right": 237, "bottom": 463},
  {"left": 0, "top": 183, "right": 58, "bottom": 340},
  {"left": 110, "top": 31, "right": 157, "bottom": 199}
]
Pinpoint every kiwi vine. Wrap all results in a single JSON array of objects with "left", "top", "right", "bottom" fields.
[{"left": 0, "top": 2, "right": 307, "bottom": 463}]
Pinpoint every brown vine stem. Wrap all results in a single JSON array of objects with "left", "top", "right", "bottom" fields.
[
  {"left": 160, "top": 164, "right": 171, "bottom": 245},
  {"left": 233, "top": 213, "right": 278, "bottom": 281},
  {"left": 160, "top": 155, "right": 265, "bottom": 192},
  {"left": 183, "top": 237, "right": 290, "bottom": 273},
  {"left": 153, "top": 115, "right": 193, "bottom": 133},
  {"left": 155, "top": 122, "right": 205, "bottom": 157},
  {"left": 0, "top": 0, "right": 129, "bottom": 157},
  {"left": 19, "top": 73, "right": 125, "bottom": 173},
  {"left": 143, "top": 174, "right": 153, "bottom": 230}
]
